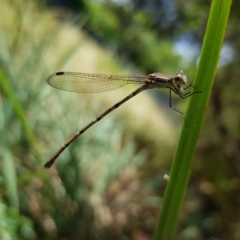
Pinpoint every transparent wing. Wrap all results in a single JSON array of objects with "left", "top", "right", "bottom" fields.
[{"left": 47, "top": 72, "right": 146, "bottom": 93}]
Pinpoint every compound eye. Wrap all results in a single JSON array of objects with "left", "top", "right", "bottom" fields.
[
  {"left": 175, "top": 70, "right": 187, "bottom": 84},
  {"left": 176, "top": 70, "right": 183, "bottom": 76}
]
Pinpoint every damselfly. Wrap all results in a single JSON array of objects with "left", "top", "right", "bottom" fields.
[{"left": 44, "top": 70, "right": 197, "bottom": 168}]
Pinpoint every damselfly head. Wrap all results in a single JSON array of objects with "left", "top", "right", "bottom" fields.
[{"left": 175, "top": 70, "right": 187, "bottom": 85}]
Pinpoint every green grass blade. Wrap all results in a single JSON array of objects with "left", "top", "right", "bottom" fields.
[
  {"left": 0, "top": 68, "right": 35, "bottom": 143},
  {"left": 1, "top": 148, "right": 19, "bottom": 210},
  {"left": 153, "top": 0, "right": 232, "bottom": 239}
]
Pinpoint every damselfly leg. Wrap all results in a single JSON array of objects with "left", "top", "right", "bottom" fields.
[{"left": 169, "top": 83, "right": 201, "bottom": 114}]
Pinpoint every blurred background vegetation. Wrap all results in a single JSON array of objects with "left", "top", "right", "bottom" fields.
[{"left": 0, "top": 0, "right": 239, "bottom": 239}]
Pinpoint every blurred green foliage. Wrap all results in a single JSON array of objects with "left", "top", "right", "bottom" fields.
[
  {"left": 0, "top": 0, "right": 239, "bottom": 239},
  {"left": 83, "top": 1, "right": 183, "bottom": 73}
]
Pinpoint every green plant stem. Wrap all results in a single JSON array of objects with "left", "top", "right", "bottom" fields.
[{"left": 153, "top": 0, "right": 232, "bottom": 239}]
